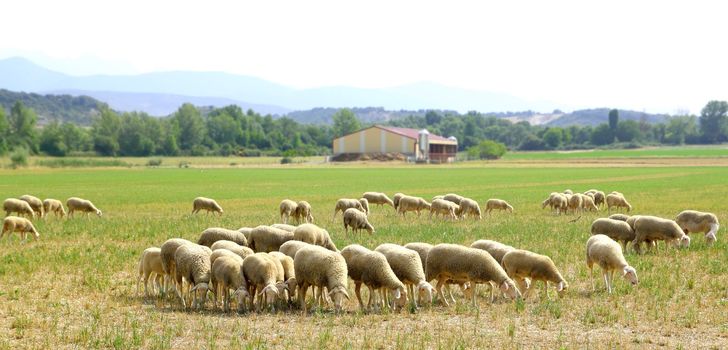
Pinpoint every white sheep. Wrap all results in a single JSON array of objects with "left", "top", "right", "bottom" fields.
[
  {"left": 563, "top": 189, "right": 574, "bottom": 195},
  {"left": 210, "top": 240, "right": 254, "bottom": 260},
  {"left": 631, "top": 215, "right": 690, "bottom": 254},
  {"left": 343, "top": 208, "right": 375, "bottom": 236},
  {"left": 293, "top": 223, "right": 338, "bottom": 251},
  {"left": 332, "top": 198, "right": 365, "bottom": 221},
  {"left": 209, "top": 248, "right": 244, "bottom": 268},
  {"left": 586, "top": 190, "right": 606, "bottom": 208},
  {"left": 19, "top": 195, "right": 44, "bottom": 217},
  {"left": 293, "top": 245, "right": 350, "bottom": 312},
  {"left": 3, "top": 198, "right": 35, "bottom": 218},
  {"left": 341, "top": 244, "right": 407, "bottom": 311},
  {"left": 485, "top": 199, "right": 514, "bottom": 214},
  {"left": 541, "top": 192, "right": 559, "bottom": 211},
  {"left": 248, "top": 225, "right": 294, "bottom": 253},
  {"left": 269, "top": 251, "right": 297, "bottom": 303},
  {"left": 470, "top": 239, "right": 515, "bottom": 264},
  {"left": 362, "top": 192, "right": 395, "bottom": 209},
  {"left": 198, "top": 227, "right": 248, "bottom": 247},
  {"left": 675, "top": 210, "right": 719, "bottom": 245},
  {"left": 442, "top": 193, "right": 465, "bottom": 205},
  {"left": 42, "top": 198, "right": 66, "bottom": 218},
  {"left": 404, "top": 242, "right": 469, "bottom": 304},
  {"left": 374, "top": 243, "right": 435, "bottom": 308},
  {"left": 608, "top": 213, "right": 630, "bottom": 222},
  {"left": 551, "top": 193, "right": 568, "bottom": 215},
  {"left": 1, "top": 216, "right": 40, "bottom": 241},
  {"left": 191, "top": 196, "right": 223, "bottom": 215},
  {"left": 425, "top": 244, "right": 520, "bottom": 306},
  {"left": 279, "top": 240, "right": 311, "bottom": 259},
  {"left": 456, "top": 197, "right": 482, "bottom": 220},
  {"left": 586, "top": 234, "right": 638, "bottom": 294},
  {"left": 210, "top": 256, "right": 250, "bottom": 312},
  {"left": 242, "top": 253, "right": 281, "bottom": 311},
  {"left": 238, "top": 227, "right": 253, "bottom": 242},
  {"left": 279, "top": 199, "right": 298, "bottom": 224},
  {"left": 501, "top": 249, "right": 568, "bottom": 300},
  {"left": 606, "top": 193, "right": 632, "bottom": 212},
  {"left": 397, "top": 195, "right": 431, "bottom": 217},
  {"left": 567, "top": 193, "right": 583, "bottom": 214},
  {"left": 174, "top": 244, "right": 213, "bottom": 309},
  {"left": 429, "top": 199, "right": 458, "bottom": 220},
  {"left": 160, "top": 238, "right": 195, "bottom": 294},
  {"left": 137, "top": 247, "right": 164, "bottom": 297},
  {"left": 270, "top": 223, "right": 297, "bottom": 232},
  {"left": 580, "top": 194, "right": 598, "bottom": 212},
  {"left": 590, "top": 218, "right": 635, "bottom": 251},
  {"left": 66, "top": 197, "right": 102, "bottom": 218},
  {"left": 392, "top": 192, "right": 405, "bottom": 211},
  {"left": 358, "top": 198, "right": 370, "bottom": 215},
  {"left": 294, "top": 200, "right": 314, "bottom": 224}
]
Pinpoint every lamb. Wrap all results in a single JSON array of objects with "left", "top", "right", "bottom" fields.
[
  {"left": 160, "top": 238, "right": 195, "bottom": 294},
  {"left": 1, "top": 216, "right": 40, "bottom": 241},
  {"left": 397, "top": 195, "right": 431, "bottom": 217},
  {"left": 3, "top": 198, "right": 35, "bottom": 218},
  {"left": 470, "top": 239, "right": 515, "bottom": 264},
  {"left": 501, "top": 249, "right": 568, "bottom": 300},
  {"left": 294, "top": 200, "right": 314, "bottom": 224},
  {"left": 19, "top": 195, "right": 44, "bottom": 217},
  {"left": 442, "top": 193, "right": 465, "bottom": 205},
  {"left": 606, "top": 193, "right": 632, "bottom": 212},
  {"left": 609, "top": 213, "right": 630, "bottom": 222},
  {"left": 675, "top": 210, "right": 720, "bottom": 245},
  {"left": 210, "top": 240, "right": 254, "bottom": 260},
  {"left": 361, "top": 192, "right": 395, "bottom": 209},
  {"left": 404, "top": 242, "right": 469, "bottom": 303},
  {"left": 341, "top": 244, "right": 407, "bottom": 311},
  {"left": 279, "top": 199, "right": 298, "bottom": 224},
  {"left": 42, "top": 198, "right": 66, "bottom": 218},
  {"left": 429, "top": 199, "right": 458, "bottom": 220},
  {"left": 271, "top": 224, "right": 297, "bottom": 232},
  {"left": 425, "top": 244, "right": 520, "bottom": 306},
  {"left": 631, "top": 215, "right": 690, "bottom": 254},
  {"left": 293, "top": 245, "right": 350, "bottom": 312},
  {"left": 343, "top": 208, "right": 375, "bottom": 236},
  {"left": 279, "top": 240, "right": 311, "bottom": 259},
  {"left": 198, "top": 227, "right": 248, "bottom": 247},
  {"left": 191, "top": 196, "right": 223, "bottom": 215},
  {"left": 332, "top": 198, "right": 365, "bottom": 221},
  {"left": 174, "top": 244, "right": 213, "bottom": 309},
  {"left": 293, "top": 223, "right": 338, "bottom": 251},
  {"left": 374, "top": 243, "right": 435, "bottom": 308},
  {"left": 210, "top": 256, "right": 250, "bottom": 312},
  {"left": 392, "top": 193, "right": 405, "bottom": 211},
  {"left": 242, "top": 253, "right": 281, "bottom": 311},
  {"left": 485, "top": 199, "right": 514, "bottom": 214},
  {"left": 590, "top": 218, "right": 635, "bottom": 251},
  {"left": 137, "top": 247, "right": 164, "bottom": 297},
  {"left": 456, "top": 197, "right": 482, "bottom": 220},
  {"left": 586, "top": 234, "right": 638, "bottom": 294},
  {"left": 358, "top": 198, "right": 370, "bottom": 215},
  {"left": 567, "top": 193, "right": 583, "bottom": 214},
  {"left": 269, "top": 251, "right": 297, "bottom": 302},
  {"left": 248, "top": 225, "right": 294, "bottom": 252},
  {"left": 66, "top": 197, "right": 102, "bottom": 217}
]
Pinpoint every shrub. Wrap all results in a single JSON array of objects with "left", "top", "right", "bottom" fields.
[
  {"left": 9, "top": 148, "right": 29, "bottom": 168},
  {"left": 467, "top": 140, "right": 507, "bottom": 160},
  {"left": 146, "top": 158, "right": 163, "bottom": 167},
  {"left": 280, "top": 157, "right": 293, "bottom": 164}
]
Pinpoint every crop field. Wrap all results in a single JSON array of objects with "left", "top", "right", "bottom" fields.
[{"left": 0, "top": 163, "right": 727, "bottom": 349}]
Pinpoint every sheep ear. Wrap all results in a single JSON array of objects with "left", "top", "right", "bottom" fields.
[{"left": 393, "top": 289, "right": 401, "bottom": 299}]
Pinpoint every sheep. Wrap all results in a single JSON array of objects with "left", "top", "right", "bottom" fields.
[
  {"left": 42, "top": 198, "right": 66, "bottom": 218},
  {"left": 248, "top": 225, "right": 294, "bottom": 253},
  {"left": 392, "top": 193, "right": 405, "bottom": 211},
  {"left": 425, "top": 244, "right": 520, "bottom": 306},
  {"left": 293, "top": 245, "right": 350, "bottom": 312},
  {"left": 238, "top": 227, "right": 253, "bottom": 242},
  {"left": 432, "top": 195, "right": 444, "bottom": 201},
  {"left": 631, "top": 216, "right": 690, "bottom": 254},
  {"left": 174, "top": 244, "right": 213, "bottom": 309},
  {"left": 501, "top": 249, "right": 568, "bottom": 300},
  {"left": 210, "top": 240, "right": 254, "bottom": 260},
  {"left": 19, "top": 195, "right": 44, "bottom": 217},
  {"left": 592, "top": 191, "right": 606, "bottom": 207},
  {"left": 374, "top": 243, "right": 435, "bottom": 308},
  {"left": 675, "top": 210, "right": 720, "bottom": 245},
  {"left": 485, "top": 199, "right": 514, "bottom": 214},
  {"left": 404, "top": 242, "right": 470, "bottom": 304},
  {"left": 191, "top": 196, "right": 223, "bottom": 215},
  {"left": 397, "top": 195, "right": 431, "bottom": 217},
  {"left": 429, "top": 199, "right": 458, "bottom": 220},
  {"left": 358, "top": 198, "right": 370, "bottom": 215},
  {"left": 160, "top": 238, "right": 195, "bottom": 294},
  {"left": 332, "top": 198, "right": 365, "bottom": 221},
  {"left": 66, "top": 197, "right": 102, "bottom": 218},
  {"left": 590, "top": 218, "right": 635, "bottom": 251},
  {"left": 242, "top": 253, "right": 283, "bottom": 311},
  {"left": 581, "top": 194, "right": 599, "bottom": 212},
  {"left": 563, "top": 189, "right": 574, "bottom": 195},
  {"left": 606, "top": 193, "right": 632, "bottom": 212},
  {"left": 198, "top": 227, "right": 248, "bottom": 248},
  {"left": 271, "top": 224, "right": 297, "bottom": 232},
  {"left": 269, "top": 251, "right": 297, "bottom": 303},
  {"left": 361, "top": 192, "right": 395, "bottom": 209},
  {"left": 341, "top": 244, "right": 407, "bottom": 311},
  {"left": 3, "top": 198, "right": 35, "bottom": 218},
  {"left": 279, "top": 199, "right": 298, "bottom": 224},
  {"left": 442, "top": 193, "right": 465, "bottom": 205},
  {"left": 210, "top": 256, "right": 250, "bottom": 312},
  {"left": 279, "top": 240, "right": 311, "bottom": 259},
  {"left": 456, "top": 197, "right": 482, "bottom": 220},
  {"left": 293, "top": 223, "right": 338, "bottom": 251},
  {"left": 551, "top": 193, "right": 568, "bottom": 215},
  {"left": 567, "top": 193, "right": 583, "bottom": 214},
  {"left": 541, "top": 192, "right": 559, "bottom": 211},
  {"left": 586, "top": 234, "right": 639, "bottom": 294},
  {"left": 209, "top": 248, "right": 244, "bottom": 267},
  {"left": 470, "top": 240, "right": 515, "bottom": 264},
  {"left": 1, "top": 216, "right": 40, "bottom": 241},
  {"left": 137, "top": 247, "right": 164, "bottom": 297},
  {"left": 609, "top": 213, "right": 630, "bottom": 222},
  {"left": 294, "top": 200, "right": 314, "bottom": 224},
  {"left": 343, "top": 208, "right": 375, "bottom": 236}
]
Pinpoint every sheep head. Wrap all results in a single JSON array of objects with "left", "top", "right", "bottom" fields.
[
  {"left": 501, "top": 279, "right": 522, "bottom": 300},
  {"left": 417, "top": 281, "right": 435, "bottom": 304},
  {"left": 676, "top": 235, "right": 691, "bottom": 248},
  {"left": 556, "top": 280, "right": 568, "bottom": 297},
  {"left": 328, "top": 285, "right": 350, "bottom": 311},
  {"left": 391, "top": 287, "right": 408, "bottom": 308},
  {"left": 259, "top": 284, "right": 279, "bottom": 303},
  {"left": 233, "top": 287, "right": 251, "bottom": 304},
  {"left": 706, "top": 232, "right": 717, "bottom": 245},
  {"left": 622, "top": 266, "right": 638, "bottom": 286}
]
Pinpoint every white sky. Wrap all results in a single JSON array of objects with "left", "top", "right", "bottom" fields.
[{"left": 1, "top": 0, "right": 726, "bottom": 113}]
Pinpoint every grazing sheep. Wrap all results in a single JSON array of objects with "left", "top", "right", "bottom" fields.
[
  {"left": 3, "top": 198, "right": 35, "bottom": 218},
  {"left": 1, "top": 216, "right": 40, "bottom": 241},
  {"left": 551, "top": 193, "right": 568, "bottom": 215},
  {"left": 332, "top": 198, "right": 365, "bottom": 221},
  {"left": 341, "top": 244, "right": 407, "bottom": 311},
  {"left": 242, "top": 253, "right": 281, "bottom": 311},
  {"left": 198, "top": 227, "right": 248, "bottom": 247},
  {"left": 586, "top": 234, "right": 638, "bottom": 294},
  {"left": 590, "top": 218, "right": 635, "bottom": 251},
  {"left": 66, "top": 197, "right": 102, "bottom": 218},
  {"left": 541, "top": 192, "right": 559, "bottom": 211},
  {"left": 429, "top": 199, "right": 458, "bottom": 220},
  {"left": 210, "top": 240, "right": 254, "bottom": 260},
  {"left": 567, "top": 193, "right": 583, "bottom": 214},
  {"left": 563, "top": 189, "right": 574, "bottom": 195},
  {"left": 470, "top": 240, "right": 515, "bottom": 264},
  {"left": 279, "top": 199, "right": 298, "bottom": 224},
  {"left": 209, "top": 249, "right": 244, "bottom": 267},
  {"left": 238, "top": 227, "right": 253, "bottom": 242},
  {"left": 392, "top": 193, "right": 405, "bottom": 211},
  {"left": 631, "top": 216, "right": 690, "bottom": 254},
  {"left": 426, "top": 244, "right": 520, "bottom": 306},
  {"left": 609, "top": 213, "right": 630, "bottom": 222},
  {"left": 293, "top": 223, "right": 338, "bottom": 251},
  {"left": 160, "top": 238, "right": 195, "bottom": 293},
  {"left": 442, "top": 193, "right": 465, "bottom": 205},
  {"left": 210, "top": 256, "right": 249, "bottom": 312},
  {"left": 375, "top": 243, "right": 435, "bottom": 308},
  {"left": 501, "top": 249, "right": 568, "bottom": 300},
  {"left": 294, "top": 201, "right": 314, "bottom": 224},
  {"left": 581, "top": 194, "right": 598, "bottom": 212},
  {"left": 675, "top": 210, "right": 720, "bottom": 245},
  {"left": 485, "top": 199, "right": 514, "bottom": 214},
  {"left": 405, "top": 242, "right": 468, "bottom": 303},
  {"left": 191, "top": 197, "right": 223, "bottom": 215},
  {"left": 294, "top": 245, "right": 350, "bottom": 312},
  {"left": 19, "top": 195, "right": 44, "bottom": 217},
  {"left": 361, "top": 192, "right": 395, "bottom": 209},
  {"left": 343, "top": 208, "right": 375, "bottom": 236},
  {"left": 271, "top": 224, "right": 297, "bottom": 232},
  {"left": 606, "top": 193, "right": 632, "bottom": 212},
  {"left": 358, "top": 198, "right": 370, "bottom": 215},
  {"left": 174, "top": 244, "right": 213, "bottom": 309},
  {"left": 137, "top": 247, "right": 164, "bottom": 297},
  {"left": 279, "top": 240, "right": 311, "bottom": 259},
  {"left": 248, "top": 225, "right": 294, "bottom": 253},
  {"left": 456, "top": 198, "right": 482, "bottom": 220},
  {"left": 42, "top": 198, "right": 66, "bottom": 218},
  {"left": 269, "top": 251, "right": 297, "bottom": 302},
  {"left": 592, "top": 191, "right": 606, "bottom": 207},
  {"left": 397, "top": 195, "right": 431, "bottom": 217}
]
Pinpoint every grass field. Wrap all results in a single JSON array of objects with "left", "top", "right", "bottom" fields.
[
  {"left": 503, "top": 145, "right": 728, "bottom": 160},
  {"left": 1, "top": 163, "right": 727, "bottom": 349}
]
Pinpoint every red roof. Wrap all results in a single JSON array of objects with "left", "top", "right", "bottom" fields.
[{"left": 376, "top": 125, "right": 454, "bottom": 143}]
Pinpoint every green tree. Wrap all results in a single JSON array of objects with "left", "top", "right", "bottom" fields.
[
  {"left": 332, "top": 108, "right": 360, "bottom": 138},
  {"left": 466, "top": 140, "right": 507, "bottom": 160},
  {"left": 91, "top": 107, "right": 121, "bottom": 156},
  {"left": 591, "top": 124, "right": 614, "bottom": 146},
  {"left": 172, "top": 103, "right": 206, "bottom": 151},
  {"left": 118, "top": 113, "right": 158, "bottom": 156},
  {"left": 542, "top": 128, "right": 563, "bottom": 149},
  {"left": 699, "top": 100, "right": 728, "bottom": 143},
  {"left": 616, "top": 120, "right": 641, "bottom": 143},
  {"left": 0, "top": 107, "right": 8, "bottom": 155},
  {"left": 39, "top": 121, "right": 67, "bottom": 156},
  {"left": 665, "top": 116, "right": 698, "bottom": 145},
  {"left": 8, "top": 101, "right": 38, "bottom": 152},
  {"left": 60, "top": 122, "right": 92, "bottom": 153},
  {"left": 608, "top": 109, "right": 619, "bottom": 133}
]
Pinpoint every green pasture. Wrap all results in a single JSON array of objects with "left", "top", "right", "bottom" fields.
[{"left": 503, "top": 145, "right": 728, "bottom": 160}]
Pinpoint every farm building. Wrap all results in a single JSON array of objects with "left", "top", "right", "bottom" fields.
[{"left": 332, "top": 125, "right": 458, "bottom": 162}]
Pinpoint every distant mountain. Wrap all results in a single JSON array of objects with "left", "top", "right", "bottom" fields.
[
  {"left": 545, "top": 108, "right": 668, "bottom": 127},
  {"left": 0, "top": 89, "right": 104, "bottom": 125}
]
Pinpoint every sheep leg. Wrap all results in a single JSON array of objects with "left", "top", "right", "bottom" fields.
[
  {"left": 354, "top": 282, "right": 364, "bottom": 310},
  {"left": 602, "top": 271, "right": 611, "bottom": 294},
  {"left": 174, "top": 277, "right": 187, "bottom": 309},
  {"left": 436, "top": 279, "right": 449, "bottom": 307},
  {"left": 366, "top": 285, "right": 376, "bottom": 310},
  {"left": 543, "top": 281, "right": 550, "bottom": 300},
  {"left": 471, "top": 283, "right": 477, "bottom": 307},
  {"left": 143, "top": 271, "right": 151, "bottom": 297},
  {"left": 299, "top": 283, "right": 309, "bottom": 312}
]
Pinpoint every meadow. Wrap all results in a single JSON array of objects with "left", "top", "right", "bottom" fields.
[{"left": 0, "top": 161, "right": 726, "bottom": 349}]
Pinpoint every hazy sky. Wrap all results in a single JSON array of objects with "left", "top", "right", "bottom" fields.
[{"left": 2, "top": 0, "right": 726, "bottom": 113}]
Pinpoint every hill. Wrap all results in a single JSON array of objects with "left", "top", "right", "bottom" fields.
[{"left": 0, "top": 89, "right": 105, "bottom": 125}]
